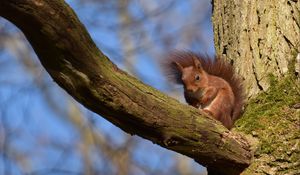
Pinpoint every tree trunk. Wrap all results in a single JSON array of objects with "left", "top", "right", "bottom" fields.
[
  {"left": 213, "top": 0, "right": 300, "bottom": 174},
  {"left": 213, "top": 0, "right": 300, "bottom": 97},
  {"left": 0, "top": 0, "right": 251, "bottom": 175}
]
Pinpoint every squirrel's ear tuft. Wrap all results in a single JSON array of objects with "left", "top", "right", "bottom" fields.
[
  {"left": 192, "top": 56, "right": 203, "bottom": 71},
  {"left": 173, "top": 61, "right": 183, "bottom": 72}
]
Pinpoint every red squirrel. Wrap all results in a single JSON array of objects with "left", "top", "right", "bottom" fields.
[{"left": 162, "top": 51, "right": 245, "bottom": 129}]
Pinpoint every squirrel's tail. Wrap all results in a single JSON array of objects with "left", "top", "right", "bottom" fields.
[{"left": 161, "top": 51, "right": 245, "bottom": 121}]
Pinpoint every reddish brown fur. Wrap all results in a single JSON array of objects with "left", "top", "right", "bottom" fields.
[{"left": 161, "top": 51, "right": 245, "bottom": 129}]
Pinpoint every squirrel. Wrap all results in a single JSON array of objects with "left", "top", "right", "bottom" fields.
[{"left": 162, "top": 51, "right": 245, "bottom": 129}]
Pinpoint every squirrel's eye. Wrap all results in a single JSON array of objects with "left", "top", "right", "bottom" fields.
[{"left": 195, "top": 75, "right": 200, "bottom": 81}]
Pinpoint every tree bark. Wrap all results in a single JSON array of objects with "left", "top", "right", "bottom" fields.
[
  {"left": 0, "top": 0, "right": 251, "bottom": 175},
  {"left": 213, "top": 0, "right": 300, "bottom": 174},
  {"left": 212, "top": 0, "right": 300, "bottom": 97}
]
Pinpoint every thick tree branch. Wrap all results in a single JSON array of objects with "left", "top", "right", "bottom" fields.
[{"left": 0, "top": 0, "right": 252, "bottom": 174}]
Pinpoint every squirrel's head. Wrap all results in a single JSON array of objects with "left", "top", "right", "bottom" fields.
[{"left": 173, "top": 56, "right": 207, "bottom": 93}]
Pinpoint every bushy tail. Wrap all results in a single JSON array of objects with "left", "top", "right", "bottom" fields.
[{"left": 161, "top": 51, "right": 245, "bottom": 121}]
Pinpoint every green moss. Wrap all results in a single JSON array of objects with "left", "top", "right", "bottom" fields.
[
  {"left": 236, "top": 74, "right": 300, "bottom": 174},
  {"left": 237, "top": 74, "right": 299, "bottom": 128}
]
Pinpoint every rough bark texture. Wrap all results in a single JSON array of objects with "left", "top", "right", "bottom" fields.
[
  {"left": 212, "top": 0, "right": 300, "bottom": 97},
  {"left": 0, "top": 0, "right": 252, "bottom": 175},
  {"left": 212, "top": 0, "right": 300, "bottom": 174}
]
